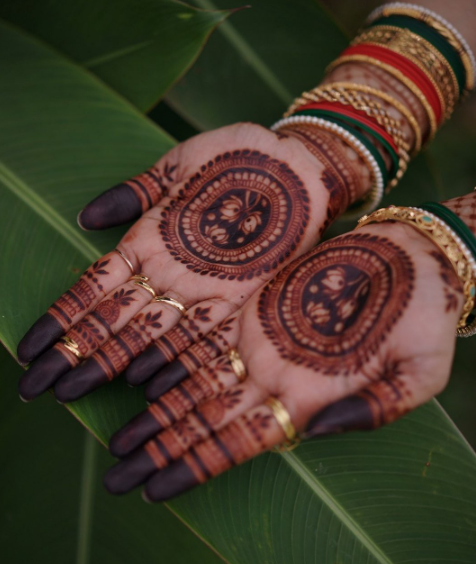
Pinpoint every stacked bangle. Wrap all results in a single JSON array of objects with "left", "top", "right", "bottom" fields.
[{"left": 357, "top": 205, "right": 476, "bottom": 336}]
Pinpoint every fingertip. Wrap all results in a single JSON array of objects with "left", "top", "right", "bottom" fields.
[
  {"left": 17, "top": 313, "right": 64, "bottom": 365},
  {"left": 125, "top": 347, "right": 169, "bottom": 387},
  {"left": 141, "top": 489, "right": 152, "bottom": 503},
  {"left": 54, "top": 360, "right": 108, "bottom": 403},
  {"left": 78, "top": 184, "right": 142, "bottom": 230},
  {"left": 144, "top": 361, "right": 189, "bottom": 403},
  {"left": 109, "top": 410, "right": 162, "bottom": 459},
  {"left": 104, "top": 449, "right": 157, "bottom": 495},
  {"left": 144, "top": 459, "right": 198, "bottom": 502}
]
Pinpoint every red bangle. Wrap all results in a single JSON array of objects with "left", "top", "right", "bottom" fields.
[
  {"left": 339, "top": 44, "right": 444, "bottom": 124},
  {"left": 295, "top": 101, "right": 401, "bottom": 154}
]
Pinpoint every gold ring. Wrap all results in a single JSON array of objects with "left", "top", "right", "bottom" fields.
[
  {"left": 227, "top": 348, "right": 247, "bottom": 382},
  {"left": 133, "top": 279, "right": 156, "bottom": 298},
  {"left": 265, "top": 396, "right": 300, "bottom": 452},
  {"left": 129, "top": 274, "right": 149, "bottom": 282},
  {"left": 153, "top": 295, "right": 187, "bottom": 316},
  {"left": 60, "top": 336, "right": 84, "bottom": 361},
  {"left": 114, "top": 248, "right": 135, "bottom": 274}
]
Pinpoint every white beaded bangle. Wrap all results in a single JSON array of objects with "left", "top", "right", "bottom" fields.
[
  {"left": 367, "top": 2, "right": 476, "bottom": 88},
  {"left": 410, "top": 207, "right": 476, "bottom": 337},
  {"left": 271, "top": 115, "right": 384, "bottom": 218}
]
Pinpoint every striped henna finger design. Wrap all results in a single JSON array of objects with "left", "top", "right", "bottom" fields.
[
  {"left": 78, "top": 162, "right": 178, "bottom": 230},
  {"left": 144, "top": 315, "right": 240, "bottom": 403},
  {"left": 17, "top": 250, "right": 135, "bottom": 366},
  {"left": 105, "top": 382, "right": 264, "bottom": 494},
  {"left": 110, "top": 355, "right": 240, "bottom": 458}
]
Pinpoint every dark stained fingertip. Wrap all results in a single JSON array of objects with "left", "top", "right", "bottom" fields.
[
  {"left": 144, "top": 459, "right": 199, "bottom": 502},
  {"left": 144, "top": 360, "right": 190, "bottom": 403},
  {"left": 18, "top": 348, "right": 73, "bottom": 401},
  {"left": 53, "top": 358, "right": 109, "bottom": 403},
  {"left": 109, "top": 410, "right": 162, "bottom": 458},
  {"left": 104, "top": 449, "right": 157, "bottom": 495},
  {"left": 303, "top": 395, "right": 374, "bottom": 439},
  {"left": 78, "top": 184, "right": 142, "bottom": 231},
  {"left": 17, "top": 313, "right": 64, "bottom": 365},
  {"left": 125, "top": 346, "right": 169, "bottom": 386}
]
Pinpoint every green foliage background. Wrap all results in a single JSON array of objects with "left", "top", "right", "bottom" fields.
[{"left": 1, "top": 1, "right": 475, "bottom": 563}]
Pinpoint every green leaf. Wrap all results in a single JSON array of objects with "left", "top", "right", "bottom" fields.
[
  {"left": 165, "top": 0, "right": 349, "bottom": 130},
  {"left": 0, "top": 0, "right": 229, "bottom": 111},
  {"left": 0, "top": 346, "right": 221, "bottom": 564},
  {"left": 2, "top": 10, "right": 476, "bottom": 564}
]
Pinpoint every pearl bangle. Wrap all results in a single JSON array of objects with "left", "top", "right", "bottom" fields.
[{"left": 271, "top": 115, "right": 384, "bottom": 218}]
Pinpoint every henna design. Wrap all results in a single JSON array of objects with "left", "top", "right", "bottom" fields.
[
  {"left": 47, "top": 259, "right": 111, "bottom": 330},
  {"left": 443, "top": 193, "right": 476, "bottom": 236},
  {"left": 258, "top": 233, "right": 414, "bottom": 375},
  {"left": 186, "top": 306, "right": 212, "bottom": 334},
  {"left": 159, "top": 150, "right": 310, "bottom": 280},
  {"left": 428, "top": 250, "right": 463, "bottom": 312}
]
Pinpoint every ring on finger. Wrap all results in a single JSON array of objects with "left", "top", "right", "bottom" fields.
[
  {"left": 153, "top": 295, "right": 187, "bottom": 316},
  {"left": 114, "top": 248, "right": 135, "bottom": 274},
  {"left": 130, "top": 275, "right": 156, "bottom": 298},
  {"left": 265, "top": 396, "right": 300, "bottom": 452},
  {"left": 228, "top": 348, "right": 247, "bottom": 382},
  {"left": 60, "top": 336, "right": 85, "bottom": 361}
]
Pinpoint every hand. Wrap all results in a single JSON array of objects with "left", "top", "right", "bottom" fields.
[
  {"left": 103, "top": 222, "right": 462, "bottom": 501},
  {"left": 17, "top": 122, "right": 368, "bottom": 402}
]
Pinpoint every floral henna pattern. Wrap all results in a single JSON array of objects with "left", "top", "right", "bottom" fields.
[
  {"left": 428, "top": 250, "right": 463, "bottom": 312},
  {"left": 443, "top": 193, "right": 476, "bottom": 236},
  {"left": 48, "top": 259, "right": 111, "bottom": 330},
  {"left": 159, "top": 150, "right": 311, "bottom": 280},
  {"left": 258, "top": 233, "right": 414, "bottom": 375}
]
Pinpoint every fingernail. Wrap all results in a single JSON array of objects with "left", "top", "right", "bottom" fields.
[
  {"left": 17, "top": 313, "right": 64, "bottom": 365},
  {"left": 109, "top": 410, "right": 162, "bottom": 458},
  {"left": 125, "top": 347, "right": 168, "bottom": 386},
  {"left": 18, "top": 349, "right": 73, "bottom": 401},
  {"left": 144, "top": 360, "right": 189, "bottom": 403},
  {"left": 303, "top": 395, "right": 373, "bottom": 439},
  {"left": 78, "top": 184, "right": 141, "bottom": 230},
  {"left": 141, "top": 490, "right": 152, "bottom": 504},
  {"left": 103, "top": 449, "right": 157, "bottom": 495},
  {"left": 144, "top": 459, "right": 198, "bottom": 502},
  {"left": 54, "top": 358, "right": 108, "bottom": 403}
]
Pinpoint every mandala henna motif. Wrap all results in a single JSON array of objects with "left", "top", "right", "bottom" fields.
[
  {"left": 258, "top": 233, "right": 414, "bottom": 375},
  {"left": 159, "top": 150, "right": 311, "bottom": 280}
]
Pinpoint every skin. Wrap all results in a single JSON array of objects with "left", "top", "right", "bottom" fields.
[{"left": 103, "top": 219, "right": 465, "bottom": 501}]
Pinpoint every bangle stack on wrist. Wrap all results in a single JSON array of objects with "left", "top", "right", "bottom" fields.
[
  {"left": 357, "top": 204, "right": 476, "bottom": 337},
  {"left": 272, "top": 2, "right": 475, "bottom": 216}
]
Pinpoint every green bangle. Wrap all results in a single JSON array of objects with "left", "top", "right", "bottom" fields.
[
  {"left": 369, "top": 15, "right": 466, "bottom": 96},
  {"left": 419, "top": 202, "right": 476, "bottom": 263},
  {"left": 293, "top": 108, "right": 396, "bottom": 182}
]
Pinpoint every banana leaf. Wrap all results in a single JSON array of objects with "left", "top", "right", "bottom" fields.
[
  {"left": 1, "top": 9, "right": 476, "bottom": 564},
  {"left": 0, "top": 0, "right": 229, "bottom": 112},
  {"left": 0, "top": 346, "right": 221, "bottom": 564}
]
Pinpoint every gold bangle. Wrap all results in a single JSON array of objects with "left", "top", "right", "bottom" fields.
[
  {"left": 374, "top": 5, "right": 474, "bottom": 94},
  {"left": 153, "top": 295, "right": 187, "bottom": 316},
  {"left": 265, "top": 396, "right": 300, "bottom": 452},
  {"left": 227, "top": 348, "right": 247, "bottom": 382},
  {"left": 357, "top": 206, "right": 476, "bottom": 332},
  {"left": 287, "top": 83, "right": 410, "bottom": 153},
  {"left": 133, "top": 279, "right": 156, "bottom": 298},
  {"left": 326, "top": 55, "right": 437, "bottom": 143},
  {"left": 60, "top": 336, "right": 85, "bottom": 361},
  {"left": 114, "top": 248, "right": 135, "bottom": 274},
  {"left": 353, "top": 26, "right": 458, "bottom": 119}
]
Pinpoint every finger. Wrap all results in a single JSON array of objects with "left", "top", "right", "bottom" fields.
[
  {"left": 17, "top": 249, "right": 136, "bottom": 365},
  {"left": 18, "top": 279, "right": 150, "bottom": 401},
  {"left": 303, "top": 366, "right": 440, "bottom": 438},
  {"left": 53, "top": 293, "right": 190, "bottom": 403},
  {"left": 126, "top": 299, "right": 237, "bottom": 386},
  {"left": 78, "top": 158, "right": 179, "bottom": 230},
  {"left": 105, "top": 380, "right": 264, "bottom": 494},
  {"left": 143, "top": 401, "right": 286, "bottom": 502},
  {"left": 110, "top": 354, "right": 241, "bottom": 458},
  {"left": 144, "top": 315, "right": 240, "bottom": 403}
]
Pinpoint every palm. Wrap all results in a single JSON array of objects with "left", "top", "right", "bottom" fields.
[
  {"left": 104, "top": 223, "right": 462, "bottom": 501},
  {"left": 18, "top": 122, "right": 355, "bottom": 402}
]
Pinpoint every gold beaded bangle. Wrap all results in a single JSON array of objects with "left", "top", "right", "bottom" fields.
[
  {"left": 373, "top": 5, "right": 475, "bottom": 94},
  {"left": 286, "top": 83, "right": 410, "bottom": 154},
  {"left": 326, "top": 55, "right": 438, "bottom": 143},
  {"left": 353, "top": 26, "right": 458, "bottom": 119},
  {"left": 357, "top": 205, "right": 476, "bottom": 333}
]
